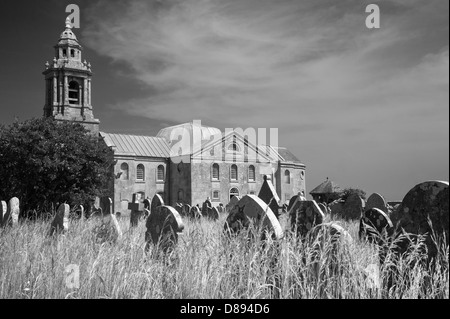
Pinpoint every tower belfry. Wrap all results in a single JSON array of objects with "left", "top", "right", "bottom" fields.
[{"left": 43, "top": 18, "right": 100, "bottom": 134}]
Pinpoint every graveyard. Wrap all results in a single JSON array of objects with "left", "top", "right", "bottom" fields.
[{"left": 0, "top": 178, "right": 448, "bottom": 299}]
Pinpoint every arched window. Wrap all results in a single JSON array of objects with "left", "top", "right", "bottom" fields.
[
  {"left": 68, "top": 81, "right": 80, "bottom": 105},
  {"left": 230, "top": 188, "right": 240, "bottom": 200},
  {"left": 285, "top": 170, "right": 291, "bottom": 184},
  {"left": 248, "top": 165, "right": 256, "bottom": 182},
  {"left": 212, "top": 163, "right": 220, "bottom": 180},
  {"left": 71, "top": 49, "right": 75, "bottom": 58},
  {"left": 120, "top": 163, "right": 129, "bottom": 180},
  {"left": 157, "top": 165, "right": 165, "bottom": 181},
  {"left": 136, "top": 164, "right": 145, "bottom": 181},
  {"left": 230, "top": 165, "right": 238, "bottom": 181}
]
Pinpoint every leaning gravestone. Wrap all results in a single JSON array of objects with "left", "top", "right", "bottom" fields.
[
  {"left": 145, "top": 205, "right": 184, "bottom": 253},
  {"left": 341, "top": 194, "right": 365, "bottom": 221},
  {"left": 226, "top": 196, "right": 241, "bottom": 214},
  {"left": 189, "top": 206, "right": 202, "bottom": 220},
  {"left": 289, "top": 198, "right": 325, "bottom": 238},
  {"left": 49, "top": 203, "right": 70, "bottom": 236},
  {"left": 150, "top": 194, "right": 165, "bottom": 215},
  {"left": 359, "top": 208, "right": 394, "bottom": 243},
  {"left": 390, "top": 181, "right": 449, "bottom": 260},
  {"left": 258, "top": 175, "right": 281, "bottom": 219},
  {"left": 366, "top": 193, "right": 388, "bottom": 214},
  {"left": 1, "top": 201, "right": 7, "bottom": 227},
  {"left": 224, "top": 195, "right": 283, "bottom": 240}
]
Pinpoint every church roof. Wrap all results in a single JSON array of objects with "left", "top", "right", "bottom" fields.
[
  {"left": 309, "top": 179, "right": 341, "bottom": 195},
  {"left": 156, "top": 122, "right": 222, "bottom": 144},
  {"left": 100, "top": 132, "right": 170, "bottom": 158}
]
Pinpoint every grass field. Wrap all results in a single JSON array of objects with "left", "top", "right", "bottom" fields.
[{"left": 0, "top": 213, "right": 448, "bottom": 299}]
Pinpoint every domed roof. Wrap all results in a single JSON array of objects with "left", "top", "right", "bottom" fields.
[
  {"left": 58, "top": 18, "right": 79, "bottom": 45},
  {"left": 157, "top": 122, "right": 222, "bottom": 144}
]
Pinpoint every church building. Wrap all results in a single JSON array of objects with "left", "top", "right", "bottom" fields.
[{"left": 43, "top": 19, "right": 306, "bottom": 214}]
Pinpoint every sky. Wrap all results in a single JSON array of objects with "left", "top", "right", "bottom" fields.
[{"left": 0, "top": 0, "right": 448, "bottom": 201}]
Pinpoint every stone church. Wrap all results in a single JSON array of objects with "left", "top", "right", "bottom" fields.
[{"left": 43, "top": 19, "right": 306, "bottom": 214}]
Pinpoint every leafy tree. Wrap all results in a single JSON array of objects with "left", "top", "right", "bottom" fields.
[
  {"left": 0, "top": 118, "right": 114, "bottom": 216},
  {"left": 340, "top": 187, "right": 367, "bottom": 202}
]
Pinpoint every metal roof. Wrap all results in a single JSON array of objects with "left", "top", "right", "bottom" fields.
[
  {"left": 260, "top": 145, "right": 304, "bottom": 165},
  {"left": 100, "top": 132, "right": 170, "bottom": 158}
]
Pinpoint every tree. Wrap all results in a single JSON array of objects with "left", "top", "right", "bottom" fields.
[
  {"left": 0, "top": 118, "right": 114, "bottom": 216},
  {"left": 340, "top": 187, "right": 367, "bottom": 202}
]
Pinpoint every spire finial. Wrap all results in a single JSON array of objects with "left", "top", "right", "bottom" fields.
[{"left": 65, "top": 17, "right": 72, "bottom": 29}]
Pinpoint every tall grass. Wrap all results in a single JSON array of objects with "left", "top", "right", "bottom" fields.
[{"left": 0, "top": 214, "right": 448, "bottom": 299}]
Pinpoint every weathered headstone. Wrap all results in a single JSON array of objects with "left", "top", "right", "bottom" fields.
[
  {"left": 341, "top": 194, "right": 365, "bottom": 221},
  {"left": 79, "top": 205, "right": 85, "bottom": 220},
  {"left": 150, "top": 194, "right": 164, "bottom": 215},
  {"left": 289, "top": 199, "right": 325, "bottom": 238},
  {"left": 94, "top": 198, "right": 123, "bottom": 243},
  {"left": 390, "top": 181, "right": 449, "bottom": 260},
  {"left": 359, "top": 208, "right": 394, "bottom": 243},
  {"left": 100, "top": 196, "right": 112, "bottom": 215},
  {"left": 143, "top": 198, "right": 151, "bottom": 218},
  {"left": 224, "top": 195, "right": 283, "bottom": 240},
  {"left": 366, "top": 193, "right": 388, "bottom": 214},
  {"left": 287, "top": 194, "right": 306, "bottom": 214},
  {"left": 49, "top": 203, "right": 70, "bottom": 236},
  {"left": 226, "top": 196, "right": 241, "bottom": 214},
  {"left": 182, "top": 204, "right": 191, "bottom": 217},
  {"left": 258, "top": 175, "right": 281, "bottom": 219},
  {"left": 201, "top": 199, "right": 212, "bottom": 217},
  {"left": 189, "top": 206, "right": 202, "bottom": 220},
  {"left": 1, "top": 201, "right": 7, "bottom": 227},
  {"left": 329, "top": 199, "right": 344, "bottom": 218},
  {"left": 8, "top": 197, "right": 20, "bottom": 227},
  {"left": 145, "top": 205, "right": 184, "bottom": 253}
]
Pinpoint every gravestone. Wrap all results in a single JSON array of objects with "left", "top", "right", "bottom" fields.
[
  {"left": 258, "top": 175, "right": 281, "bottom": 219},
  {"left": 226, "top": 196, "right": 241, "bottom": 214},
  {"left": 150, "top": 194, "right": 164, "bottom": 215},
  {"left": 359, "top": 208, "right": 394, "bottom": 243},
  {"left": 129, "top": 193, "right": 145, "bottom": 228},
  {"left": 78, "top": 205, "right": 85, "bottom": 220},
  {"left": 143, "top": 198, "right": 151, "bottom": 218},
  {"left": 390, "top": 181, "right": 449, "bottom": 260},
  {"left": 8, "top": 197, "right": 20, "bottom": 227},
  {"left": 224, "top": 195, "right": 283, "bottom": 240},
  {"left": 145, "top": 205, "right": 184, "bottom": 253},
  {"left": 94, "top": 198, "right": 123, "bottom": 243},
  {"left": 287, "top": 194, "right": 307, "bottom": 214},
  {"left": 289, "top": 199, "right": 325, "bottom": 238},
  {"left": 201, "top": 199, "right": 212, "bottom": 217},
  {"left": 318, "top": 203, "right": 329, "bottom": 215},
  {"left": 176, "top": 203, "right": 184, "bottom": 217},
  {"left": 100, "top": 196, "right": 112, "bottom": 215},
  {"left": 209, "top": 207, "right": 220, "bottom": 221},
  {"left": 49, "top": 203, "right": 70, "bottom": 236},
  {"left": 329, "top": 199, "right": 344, "bottom": 218},
  {"left": 189, "top": 206, "right": 202, "bottom": 220},
  {"left": 341, "top": 194, "right": 365, "bottom": 221},
  {"left": 366, "top": 193, "right": 388, "bottom": 214},
  {"left": 1, "top": 201, "right": 7, "bottom": 227},
  {"left": 182, "top": 204, "right": 191, "bottom": 217}
]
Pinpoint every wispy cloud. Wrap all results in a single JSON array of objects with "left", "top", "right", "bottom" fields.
[{"left": 82, "top": 0, "right": 449, "bottom": 198}]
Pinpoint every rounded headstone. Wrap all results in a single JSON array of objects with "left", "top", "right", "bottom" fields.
[
  {"left": 341, "top": 194, "right": 365, "bottom": 221},
  {"left": 289, "top": 200, "right": 325, "bottom": 238},
  {"left": 7, "top": 197, "right": 20, "bottom": 227},
  {"left": 202, "top": 199, "right": 212, "bottom": 217},
  {"left": 145, "top": 205, "right": 184, "bottom": 253},
  {"left": 209, "top": 207, "right": 220, "bottom": 221},
  {"left": 189, "top": 206, "right": 202, "bottom": 220},
  {"left": 391, "top": 181, "right": 449, "bottom": 260},
  {"left": 227, "top": 196, "right": 241, "bottom": 213},
  {"left": 1, "top": 201, "right": 7, "bottom": 227},
  {"left": 150, "top": 194, "right": 165, "bottom": 215},
  {"left": 366, "top": 193, "right": 388, "bottom": 214},
  {"left": 359, "top": 208, "right": 394, "bottom": 243},
  {"left": 224, "top": 195, "right": 283, "bottom": 240}
]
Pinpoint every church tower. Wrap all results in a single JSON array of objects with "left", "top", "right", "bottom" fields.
[{"left": 43, "top": 18, "right": 100, "bottom": 134}]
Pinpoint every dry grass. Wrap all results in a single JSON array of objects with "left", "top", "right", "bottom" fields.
[{"left": 0, "top": 213, "right": 448, "bottom": 299}]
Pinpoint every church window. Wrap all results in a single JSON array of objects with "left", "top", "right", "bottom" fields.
[
  {"left": 71, "top": 49, "right": 75, "bottom": 58},
  {"left": 285, "top": 170, "right": 291, "bottom": 184},
  {"left": 228, "top": 143, "right": 240, "bottom": 152},
  {"left": 136, "top": 164, "right": 145, "bottom": 181},
  {"left": 212, "top": 190, "right": 220, "bottom": 201},
  {"left": 231, "top": 165, "right": 238, "bottom": 181},
  {"left": 248, "top": 165, "right": 256, "bottom": 182},
  {"left": 212, "top": 163, "right": 220, "bottom": 180},
  {"left": 120, "top": 163, "right": 129, "bottom": 180},
  {"left": 230, "top": 188, "right": 240, "bottom": 200},
  {"left": 157, "top": 165, "right": 165, "bottom": 181},
  {"left": 63, "top": 49, "right": 67, "bottom": 57}
]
